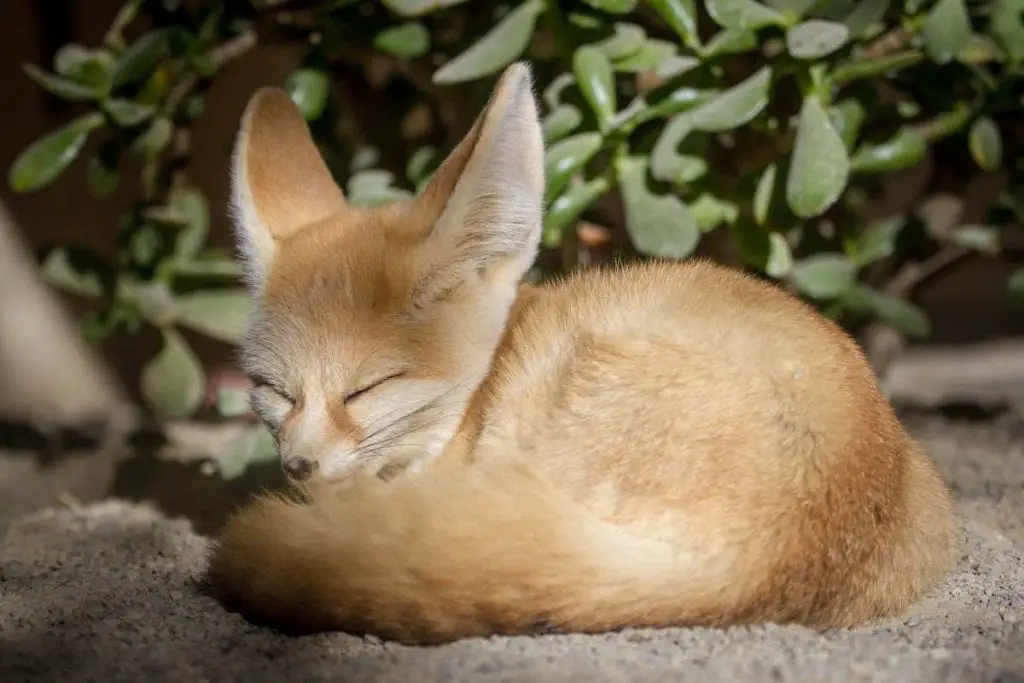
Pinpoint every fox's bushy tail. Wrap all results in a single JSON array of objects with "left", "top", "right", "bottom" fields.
[{"left": 205, "top": 455, "right": 760, "bottom": 644}]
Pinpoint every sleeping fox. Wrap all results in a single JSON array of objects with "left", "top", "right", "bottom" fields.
[{"left": 206, "top": 62, "right": 956, "bottom": 645}]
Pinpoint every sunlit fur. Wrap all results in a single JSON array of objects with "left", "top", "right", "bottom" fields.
[{"left": 207, "top": 63, "right": 958, "bottom": 645}]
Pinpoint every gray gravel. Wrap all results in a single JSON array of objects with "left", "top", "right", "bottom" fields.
[{"left": 2, "top": 415, "right": 1023, "bottom": 683}]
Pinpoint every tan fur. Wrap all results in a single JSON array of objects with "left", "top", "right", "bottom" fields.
[{"left": 207, "top": 63, "right": 957, "bottom": 645}]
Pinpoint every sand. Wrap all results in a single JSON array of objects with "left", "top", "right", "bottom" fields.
[{"left": 2, "top": 415, "right": 1023, "bottom": 683}]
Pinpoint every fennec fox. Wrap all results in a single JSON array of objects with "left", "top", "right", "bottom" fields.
[{"left": 207, "top": 63, "right": 956, "bottom": 644}]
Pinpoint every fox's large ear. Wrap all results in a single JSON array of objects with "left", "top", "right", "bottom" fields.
[
  {"left": 230, "top": 88, "right": 346, "bottom": 292},
  {"left": 413, "top": 62, "right": 545, "bottom": 303}
]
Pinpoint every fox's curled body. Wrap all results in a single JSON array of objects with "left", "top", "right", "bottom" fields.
[{"left": 207, "top": 63, "right": 957, "bottom": 645}]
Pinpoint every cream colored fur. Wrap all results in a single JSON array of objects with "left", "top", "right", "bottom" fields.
[{"left": 207, "top": 63, "right": 957, "bottom": 645}]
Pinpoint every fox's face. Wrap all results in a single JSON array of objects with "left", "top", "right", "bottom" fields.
[{"left": 229, "top": 64, "right": 545, "bottom": 484}]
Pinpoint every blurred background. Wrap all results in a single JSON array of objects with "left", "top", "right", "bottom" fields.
[{"left": 1, "top": 0, "right": 1022, "bottom": 528}]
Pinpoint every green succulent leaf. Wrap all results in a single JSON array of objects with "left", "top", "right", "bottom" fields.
[
  {"left": 842, "top": 0, "right": 890, "bottom": 38},
  {"left": 582, "top": 0, "right": 637, "bottom": 13},
  {"left": 103, "top": 98, "right": 157, "bottom": 127},
  {"left": 593, "top": 23, "right": 646, "bottom": 60},
  {"left": 374, "top": 22, "right": 431, "bottom": 58},
  {"left": 616, "top": 155, "right": 700, "bottom": 259},
  {"left": 705, "top": 0, "right": 788, "bottom": 31},
  {"left": 542, "top": 104, "right": 584, "bottom": 143},
  {"left": 850, "top": 128, "right": 927, "bottom": 173},
  {"left": 786, "top": 95, "right": 850, "bottom": 218},
  {"left": 952, "top": 224, "right": 1000, "bottom": 254},
  {"left": 646, "top": 0, "right": 700, "bottom": 46},
  {"left": 544, "top": 133, "right": 604, "bottom": 203},
  {"left": 432, "top": 0, "right": 544, "bottom": 84},
  {"left": 967, "top": 116, "right": 1002, "bottom": 171},
  {"left": 285, "top": 68, "right": 330, "bottom": 121},
  {"left": 174, "top": 289, "right": 252, "bottom": 344},
  {"left": 786, "top": 20, "right": 850, "bottom": 59},
  {"left": 573, "top": 46, "right": 617, "bottom": 129},
  {"left": 846, "top": 215, "right": 904, "bottom": 266},
  {"left": 651, "top": 114, "right": 708, "bottom": 185},
  {"left": 380, "top": 0, "right": 470, "bottom": 17},
  {"left": 688, "top": 66, "right": 773, "bottom": 132},
  {"left": 790, "top": 253, "right": 858, "bottom": 300},
  {"left": 141, "top": 327, "right": 206, "bottom": 420},
  {"left": 842, "top": 285, "right": 931, "bottom": 338},
  {"left": 613, "top": 39, "right": 678, "bottom": 72},
  {"left": 543, "top": 176, "right": 610, "bottom": 248},
  {"left": 23, "top": 64, "right": 105, "bottom": 101},
  {"left": 921, "top": 0, "right": 972, "bottom": 64},
  {"left": 9, "top": 112, "right": 104, "bottom": 193},
  {"left": 111, "top": 30, "right": 170, "bottom": 89}
]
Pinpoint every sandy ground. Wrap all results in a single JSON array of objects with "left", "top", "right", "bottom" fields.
[{"left": 1, "top": 414, "right": 1023, "bottom": 683}]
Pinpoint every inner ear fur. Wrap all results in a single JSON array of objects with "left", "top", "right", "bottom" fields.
[
  {"left": 409, "top": 62, "right": 546, "bottom": 305},
  {"left": 230, "top": 87, "right": 347, "bottom": 288}
]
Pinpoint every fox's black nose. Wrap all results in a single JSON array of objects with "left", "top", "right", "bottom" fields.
[{"left": 282, "top": 457, "right": 317, "bottom": 481}]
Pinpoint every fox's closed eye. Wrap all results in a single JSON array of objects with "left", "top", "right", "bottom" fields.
[{"left": 344, "top": 372, "right": 406, "bottom": 404}]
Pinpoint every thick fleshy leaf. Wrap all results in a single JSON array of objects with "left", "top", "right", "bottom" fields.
[
  {"left": 765, "top": 233, "right": 793, "bottom": 278},
  {"left": 8, "top": 112, "right": 104, "bottom": 193},
  {"left": 216, "top": 388, "right": 252, "bottom": 418},
  {"left": 111, "top": 30, "right": 169, "bottom": 89},
  {"left": 701, "top": 28, "right": 759, "bottom": 57},
  {"left": 689, "top": 193, "right": 738, "bottom": 233},
  {"left": 23, "top": 64, "right": 104, "bottom": 101},
  {"left": 790, "top": 253, "right": 858, "bottom": 300},
  {"left": 829, "top": 98, "right": 866, "bottom": 150},
  {"left": 638, "top": 85, "right": 717, "bottom": 124},
  {"left": 573, "top": 46, "right": 616, "bottom": 128},
  {"left": 616, "top": 156, "right": 700, "bottom": 259},
  {"left": 406, "top": 145, "right": 438, "bottom": 186},
  {"left": 141, "top": 327, "right": 205, "bottom": 420},
  {"left": 374, "top": 22, "right": 430, "bottom": 57},
  {"left": 921, "top": 0, "right": 971, "bottom": 64},
  {"left": 952, "top": 224, "right": 1000, "bottom": 254},
  {"left": 170, "top": 186, "right": 210, "bottom": 263},
  {"left": 846, "top": 215, "right": 904, "bottom": 266},
  {"left": 786, "top": 95, "right": 850, "bottom": 218},
  {"left": 381, "top": 0, "right": 469, "bottom": 16},
  {"left": 582, "top": 0, "right": 637, "bottom": 13},
  {"left": 542, "top": 104, "right": 583, "bottom": 143},
  {"left": 705, "top": 0, "right": 787, "bottom": 31},
  {"left": 842, "top": 0, "right": 889, "bottom": 38},
  {"left": 988, "top": 0, "right": 1024, "bottom": 63},
  {"left": 543, "top": 176, "right": 610, "bottom": 247},
  {"left": 957, "top": 34, "right": 1006, "bottom": 64},
  {"left": 764, "top": 0, "right": 817, "bottom": 15},
  {"left": 651, "top": 114, "right": 708, "bottom": 185},
  {"left": 545, "top": 133, "right": 603, "bottom": 203},
  {"left": 433, "top": 0, "right": 544, "bottom": 84},
  {"left": 688, "top": 66, "right": 772, "bottom": 132},
  {"left": 842, "top": 285, "right": 931, "bottom": 338},
  {"left": 646, "top": 0, "right": 700, "bottom": 46},
  {"left": 613, "top": 39, "right": 677, "bottom": 72},
  {"left": 850, "top": 128, "right": 927, "bottom": 173},
  {"left": 347, "top": 169, "right": 413, "bottom": 205},
  {"left": 285, "top": 68, "right": 330, "bottom": 121},
  {"left": 54, "top": 44, "right": 115, "bottom": 87},
  {"left": 103, "top": 98, "right": 157, "bottom": 127},
  {"left": 131, "top": 116, "right": 173, "bottom": 157},
  {"left": 967, "top": 116, "right": 1002, "bottom": 171},
  {"left": 831, "top": 50, "right": 923, "bottom": 85},
  {"left": 594, "top": 23, "right": 646, "bottom": 60},
  {"left": 786, "top": 20, "right": 850, "bottom": 59},
  {"left": 753, "top": 163, "right": 777, "bottom": 226},
  {"left": 214, "top": 425, "right": 279, "bottom": 480},
  {"left": 174, "top": 289, "right": 252, "bottom": 344},
  {"left": 39, "top": 248, "right": 104, "bottom": 298}
]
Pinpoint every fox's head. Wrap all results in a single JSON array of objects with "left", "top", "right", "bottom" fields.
[{"left": 229, "top": 63, "right": 545, "bottom": 484}]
